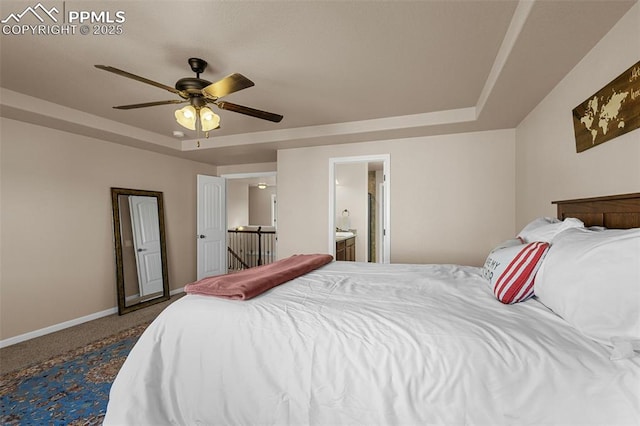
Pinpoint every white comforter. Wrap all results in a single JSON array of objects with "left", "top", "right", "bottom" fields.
[{"left": 104, "top": 262, "right": 640, "bottom": 425}]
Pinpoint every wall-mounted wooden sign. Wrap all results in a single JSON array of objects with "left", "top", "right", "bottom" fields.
[{"left": 572, "top": 60, "right": 640, "bottom": 153}]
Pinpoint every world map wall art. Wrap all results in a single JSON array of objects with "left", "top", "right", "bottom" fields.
[{"left": 572, "top": 60, "right": 640, "bottom": 153}]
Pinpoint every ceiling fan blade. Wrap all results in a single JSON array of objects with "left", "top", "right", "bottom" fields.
[
  {"left": 202, "top": 73, "right": 255, "bottom": 99},
  {"left": 95, "top": 65, "right": 182, "bottom": 95},
  {"left": 216, "top": 101, "right": 283, "bottom": 123},
  {"left": 113, "top": 99, "right": 187, "bottom": 110}
]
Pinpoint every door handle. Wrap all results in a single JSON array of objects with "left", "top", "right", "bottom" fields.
[
  {"left": 198, "top": 234, "right": 206, "bottom": 239},
  {"left": 137, "top": 248, "right": 147, "bottom": 252}
]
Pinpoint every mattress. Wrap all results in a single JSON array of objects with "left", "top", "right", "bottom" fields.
[{"left": 104, "top": 261, "right": 640, "bottom": 425}]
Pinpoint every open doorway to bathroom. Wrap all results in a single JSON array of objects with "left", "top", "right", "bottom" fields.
[{"left": 329, "top": 155, "right": 390, "bottom": 263}]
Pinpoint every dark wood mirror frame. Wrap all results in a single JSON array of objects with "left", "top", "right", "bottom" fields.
[{"left": 111, "top": 187, "right": 170, "bottom": 315}]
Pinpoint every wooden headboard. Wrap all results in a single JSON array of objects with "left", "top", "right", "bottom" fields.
[{"left": 553, "top": 193, "right": 640, "bottom": 229}]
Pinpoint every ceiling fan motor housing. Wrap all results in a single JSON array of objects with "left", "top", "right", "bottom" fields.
[
  {"left": 176, "top": 58, "right": 212, "bottom": 99},
  {"left": 175, "top": 77, "right": 213, "bottom": 95},
  {"left": 188, "top": 57, "right": 208, "bottom": 75}
]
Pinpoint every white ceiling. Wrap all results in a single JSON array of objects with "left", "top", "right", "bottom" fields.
[{"left": 1, "top": 0, "right": 636, "bottom": 166}]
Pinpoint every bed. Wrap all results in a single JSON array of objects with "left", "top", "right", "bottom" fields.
[{"left": 104, "top": 193, "right": 640, "bottom": 425}]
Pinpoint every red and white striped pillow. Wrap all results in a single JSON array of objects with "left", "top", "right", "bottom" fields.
[{"left": 483, "top": 241, "right": 550, "bottom": 304}]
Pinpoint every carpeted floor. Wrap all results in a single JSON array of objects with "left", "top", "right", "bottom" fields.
[
  {"left": 0, "top": 323, "right": 147, "bottom": 425},
  {"left": 0, "top": 293, "right": 184, "bottom": 424},
  {"left": 0, "top": 293, "right": 184, "bottom": 375}
]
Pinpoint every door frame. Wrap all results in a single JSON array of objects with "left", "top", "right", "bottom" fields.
[{"left": 328, "top": 154, "right": 390, "bottom": 263}]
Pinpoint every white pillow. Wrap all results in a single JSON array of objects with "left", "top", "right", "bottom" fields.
[
  {"left": 534, "top": 227, "right": 640, "bottom": 346},
  {"left": 518, "top": 217, "right": 584, "bottom": 243},
  {"left": 518, "top": 217, "right": 559, "bottom": 236}
]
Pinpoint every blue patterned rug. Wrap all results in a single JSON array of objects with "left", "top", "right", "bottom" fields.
[{"left": 0, "top": 323, "right": 148, "bottom": 425}]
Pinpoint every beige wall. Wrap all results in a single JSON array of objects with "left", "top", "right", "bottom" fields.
[
  {"left": 227, "top": 180, "right": 249, "bottom": 229},
  {"left": 0, "top": 118, "right": 217, "bottom": 340},
  {"left": 249, "top": 186, "right": 276, "bottom": 226},
  {"left": 515, "top": 3, "right": 640, "bottom": 230},
  {"left": 277, "top": 129, "right": 516, "bottom": 266}
]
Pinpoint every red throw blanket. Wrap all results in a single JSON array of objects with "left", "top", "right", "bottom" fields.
[{"left": 184, "top": 254, "right": 334, "bottom": 300}]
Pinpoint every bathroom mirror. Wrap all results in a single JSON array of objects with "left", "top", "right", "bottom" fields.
[{"left": 111, "top": 187, "right": 170, "bottom": 315}]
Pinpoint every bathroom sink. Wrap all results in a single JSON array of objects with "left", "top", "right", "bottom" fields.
[{"left": 336, "top": 231, "right": 354, "bottom": 238}]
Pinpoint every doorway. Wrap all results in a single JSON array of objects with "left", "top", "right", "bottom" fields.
[
  {"left": 222, "top": 172, "right": 277, "bottom": 229},
  {"left": 329, "top": 155, "right": 390, "bottom": 263},
  {"left": 221, "top": 171, "right": 278, "bottom": 269}
]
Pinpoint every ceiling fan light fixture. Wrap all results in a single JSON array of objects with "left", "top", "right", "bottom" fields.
[
  {"left": 200, "top": 107, "right": 220, "bottom": 131},
  {"left": 175, "top": 105, "right": 197, "bottom": 130}
]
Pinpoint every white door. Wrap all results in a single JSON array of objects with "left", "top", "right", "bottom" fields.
[
  {"left": 129, "top": 196, "right": 164, "bottom": 296},
  {"left": 197, "top": 175, "right": 227, "bottom": 280}
]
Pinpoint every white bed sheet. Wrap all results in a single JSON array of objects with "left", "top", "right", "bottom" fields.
[{"left": 104, "top": 262, "right": 640, "bottom": 425}]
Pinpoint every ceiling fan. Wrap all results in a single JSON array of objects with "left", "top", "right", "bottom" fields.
[{"left": 94, "top": 57, "right": 283, "bottom": 132}]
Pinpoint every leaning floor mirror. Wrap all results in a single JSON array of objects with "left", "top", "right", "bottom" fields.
[{"left": 111, "top": 187, "right": 170, "bottom": 315}]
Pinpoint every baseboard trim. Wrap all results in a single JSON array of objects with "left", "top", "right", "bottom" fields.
[
  {"left": 0, "top": 307, "right": 118, "bottom": 349},
  {"left": 0, "top": 287, "right": 184, "bottom": 349}
]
